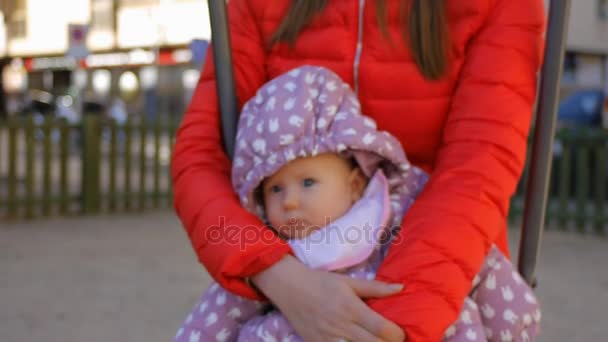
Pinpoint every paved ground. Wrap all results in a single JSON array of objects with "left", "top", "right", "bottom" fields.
[{"left": 1, "top": 212, "right": 607, "bottom": 342}]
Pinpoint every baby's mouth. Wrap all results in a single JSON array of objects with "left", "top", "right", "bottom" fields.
[
  {"left": 287, "top": 217, "right": 303, "bottom": 226},
  {"left": 283, "top": 218, "right": 309, "bottom": 232},
  {"left": 277, "top": 218, "right": 310, "bottom": 238}
]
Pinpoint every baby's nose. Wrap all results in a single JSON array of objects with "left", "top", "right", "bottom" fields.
[{"left": 282, "top": 189, "right": 299, "bottom": 210}]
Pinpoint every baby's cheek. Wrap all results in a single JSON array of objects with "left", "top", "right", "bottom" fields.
[
  {"left": 265, "top": 210, "right": 281, "bottom": 229},
  {"left": 309, "top": 215, "right": 332, "bottom": 229}
]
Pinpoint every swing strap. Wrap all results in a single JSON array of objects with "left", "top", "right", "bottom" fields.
[
  {"left": 208, "top": 0, "right": 239, "bottom": 160},
  {"left": 518, "top": 0, "right": 571, "bottom": 287}
]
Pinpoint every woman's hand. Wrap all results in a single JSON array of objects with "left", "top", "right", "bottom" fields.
[{"left": 251, "top": 255, "right": 406, "bottom": 342}]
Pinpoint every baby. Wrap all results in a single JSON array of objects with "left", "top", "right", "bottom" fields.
[{"left": 175, "top": 66, "right": 541, "bottom": 342}]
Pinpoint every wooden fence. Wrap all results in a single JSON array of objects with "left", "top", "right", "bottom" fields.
[
  {"left": 1, "top": 115, "right": 607, "bottom": 234},
  {"left": 0, "top": 115, "right": 178, "bottom": 219},
  {"left": 510, "top": 127, "right": 608, "bottom": 234}
]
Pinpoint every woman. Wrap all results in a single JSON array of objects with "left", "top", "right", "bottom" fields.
[{"left": 171, "top": 1, "right": 545, "bottom": 341}]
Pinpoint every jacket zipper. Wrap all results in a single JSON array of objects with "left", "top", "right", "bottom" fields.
[{"left": 353, "top": 0, "right": 365, "bottom": 95}]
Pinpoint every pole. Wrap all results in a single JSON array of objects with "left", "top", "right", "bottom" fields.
[
  {"left": 207, "top": 0, "right": 238, "bottom": 159},
  {"left": 518, "top": 0, "right": 572, "bottom": 286}
]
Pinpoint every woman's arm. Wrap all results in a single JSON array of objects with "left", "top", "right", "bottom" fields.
[
  {"left": 367, "top": 0, "right": 546, "bottom": 340},
  {"left": 171, "top": 0, "right": 291, "bottom": 299}
]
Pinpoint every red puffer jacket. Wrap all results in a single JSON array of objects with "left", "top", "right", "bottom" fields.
[{"left": 171, "top": 0, "right": 545, "bottom": 340}]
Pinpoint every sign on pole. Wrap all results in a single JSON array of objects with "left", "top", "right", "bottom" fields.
[
  {"left": 66, "top": 24, "right": 89, "bottom": 119},
  {"left": 66, "top": 24, "right": 89, "bottom": 60},
  {"left": 189, "top": 39, "right": 210, "bottom": 65}
]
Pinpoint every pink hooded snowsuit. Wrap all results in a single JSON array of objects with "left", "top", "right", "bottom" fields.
[{"left": 175, "top": 66, "right": 540, "bottom": 342}]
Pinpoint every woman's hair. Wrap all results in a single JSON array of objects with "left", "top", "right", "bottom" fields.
[{"left": 270, "top": 0, "right": 449, "bottom": 80}]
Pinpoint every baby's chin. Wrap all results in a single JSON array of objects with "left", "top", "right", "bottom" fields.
[{"left": 275, "top": 223, "right": 324, "bottom": 240}]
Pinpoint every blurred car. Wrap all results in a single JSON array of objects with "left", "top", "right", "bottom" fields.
[
  {"left": 553, "top": 88, "right": 604, "bottom": 157},
  {"left": 557, "top": 89, "right": 604, "bottom": 127},
  {"left": 55, "top": 95, "right": 81, "bottom": 125},
  {"left": 22, "top": 90, "right": 124, "bottom": 144},
  {"left": 27, "top": 90, "right": 55, "bottom": 117},
  {"left": 22, "top": 90, "right": 68, "bottom": 141},
  {"left": 25, "top": 90, "right": 83, "bottom": 124}
]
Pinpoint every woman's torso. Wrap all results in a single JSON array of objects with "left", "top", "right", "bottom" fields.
[{"left": 247, "top": 0, "right": 492, "bottom": 172}]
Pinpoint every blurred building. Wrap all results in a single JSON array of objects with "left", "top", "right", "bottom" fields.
[
  {"left": 0, "top": 0, "right": 606, "bottom": 118},
  {"left": 0, "top": 0, "right": 211, "bottom": 118},
  {"left": 547, "top": 0, "right": 608, "bottom": 94}
]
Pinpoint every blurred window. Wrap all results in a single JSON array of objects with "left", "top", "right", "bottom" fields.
[
  {"left": 576, "top": 55, "right": 604, "bottom": 88},
  {"left": 29, "top": 72, "right": 44, "bottom": 90},
  {"left": 600, "top": 0, "right": 608, "bottom": 20},
  {"left": 91, "top": 0, "right": 115, "bottom": 31},
  {"left": 2, "top": 0, "right": 26, "bottom": 38},
  {"left": 563, "top": 52, "right": 577, "bottom": 85}
]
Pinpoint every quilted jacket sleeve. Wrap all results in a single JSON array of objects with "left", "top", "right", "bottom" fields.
[
  {"left": 367, "top": 0, "right": 545, "bottom": 340},
  {"left": 171, "top": 0, "right": 291, "bottom": 300}
]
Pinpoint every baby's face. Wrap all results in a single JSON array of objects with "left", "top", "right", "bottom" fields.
[{"left": 262, "top": 153, "right": 366, "bottom": 240}]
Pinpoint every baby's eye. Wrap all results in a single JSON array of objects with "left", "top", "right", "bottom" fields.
[
  {"left": 302, "top": 178, "right": 315, "bottom": 187},
  {"left": 269, "top": 185, "right": 282, "bottom": 193}
]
